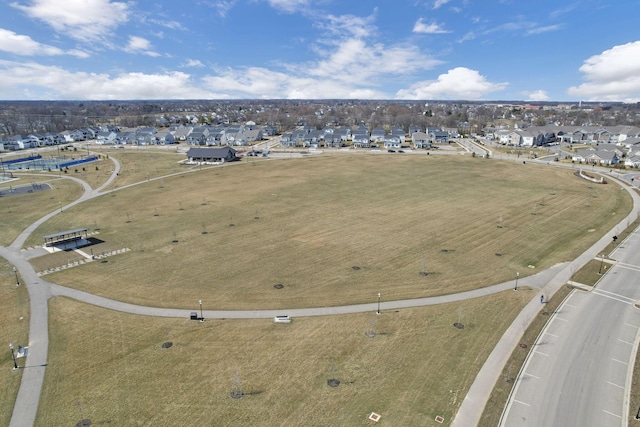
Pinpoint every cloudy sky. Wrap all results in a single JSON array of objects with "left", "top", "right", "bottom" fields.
[{"left": 0, "top": 0, "right": 639, "bottom": 101}]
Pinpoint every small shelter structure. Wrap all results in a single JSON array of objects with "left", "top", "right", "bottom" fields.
[{"left": 42, "top": 227, "right": 89, "bottom": 250}]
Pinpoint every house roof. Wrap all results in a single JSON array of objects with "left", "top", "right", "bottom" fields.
[{"left": 187, "top": 147, "right": 237, "bottom": 158}]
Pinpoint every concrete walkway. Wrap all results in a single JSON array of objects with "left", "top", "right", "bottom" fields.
[{"left": 3, "top": 155, "right": 637, "bottom": 427}]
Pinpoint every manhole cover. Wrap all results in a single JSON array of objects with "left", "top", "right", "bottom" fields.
[
  {"left": 162, "top": 342, "right": 173, "bottom": 348},
  {"left": 519, "top": 343, "right": 528, "bottom": 349},
  {"left": 74, "top": 420, "right": 91, "bottom": 427},
  {"left": 327, "top": 379, "right": 340, "bottom": 387},
  {"left": 230, "top": 390, "right": 243, "bottom": 399},
  {"left": 274, "top": 284, "right": 284, "bottom": 289},
  {"left": 453, "top": 322, "right": 464, "bottom": 329},
  {"left": 351, "top": 266, "right": 361, "bottom": 270}
]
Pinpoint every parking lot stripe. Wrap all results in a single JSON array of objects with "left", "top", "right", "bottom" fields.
[
  {"left": 513, "top": 399, "right": 531, "bottom": 407},
  {"left": 607, "top": 381, "right": 624, "bottom": 389},
  {"left": 618, "top": 338, "right": 634, "bottom": 346},
  {"left": 612, "top": 358, "right": 628, "bottom": 365},
  {"left": 602, "top": 409, "right": 622, "bottom": 419}
]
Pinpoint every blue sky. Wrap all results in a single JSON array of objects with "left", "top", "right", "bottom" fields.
[{"left": 0, "top": 0, "right": 639, "bottom": 101}]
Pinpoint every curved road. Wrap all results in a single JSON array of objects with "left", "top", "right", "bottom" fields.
[{"left": 3, "top": 152, "right": 638, "bottom": 427}]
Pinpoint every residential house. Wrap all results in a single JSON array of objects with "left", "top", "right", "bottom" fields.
[
  {"left": 154, "top": 129, "right": 176, "bottom": 145},
  {"left": 383, "top": 135, "right": 402, "bottom": 149},
  {"left": 412, "top": 132, "right": 431, "bottom": 149}
]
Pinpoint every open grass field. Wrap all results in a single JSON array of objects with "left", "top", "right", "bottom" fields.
[
  {"left": 92, "top": 148, "right": 191, "bottom": 190},
  {"left": 0, "top": 177, "right": 83, "bottom": 246},
  {"left": 37, "top": 288, "right": 534, "bottom": 426},
  {"left": 0, "top": 260, "right": 30, "bottom": 426},
  {"left": 29, "top": 154, "right": 631, "bottom": 310}
]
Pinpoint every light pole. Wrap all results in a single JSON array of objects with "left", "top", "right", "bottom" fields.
[
  {"left": 377, "top": 293, "right": 381, "bottom": 315},
  {"left": 199, "top": 299, "right": 204, "bottom": 322},
  {"left": 9, "top": 343, "right": 17, "bottom": 370},
  {"left": 13, "top": 267, "right": 19, "bottom": 286},
  {"left": 514, "top": 272, "right": 519, "bottom": 291},
  {"left": 599, "top": 254, "right": 605, "bottom": 274}
]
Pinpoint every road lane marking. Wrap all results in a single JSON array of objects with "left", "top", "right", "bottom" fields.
[
  {"left": 615, "top": 262, "right": 640, "bottom": 273},
  {"left": 612, "top": 358, "right": 628, "bottom": 365},
  {"left": 513, "top": 399, "right": 531, "bottom": 407},
  {"left": 607, "top": 381, "right": 624, "bottom": 389},
  {"left": 592, "top": 289, "right": 635, "bottom": 305},
  {"left": 602, "top": 409, "right": 622, "bottom": 419},
  {"left": 618, "top": 338, "right": 634, "bottom": 346}
]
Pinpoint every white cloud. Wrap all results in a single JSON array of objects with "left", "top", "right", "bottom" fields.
[
  {"left": 524, "top": 90, "right": 549, "bottom": 102},
  {"left": 395, "top": 67, "right": 508, "bottom": 99},
  {"left": 213, "top": 0, "right": 238, "bottom": 17},
  {"left": 266, "top": 0, "right": 310, "bottom": 13},
  {"left": 323, "top": 13, "right": 376, "bottom": 39},
  {"left": 413, "top": 18, "right": 450, "bottom": 34},
  {"left": 0, "top": 60, "right": 216, "bottom": 99},
  {"left": 0, "top": 28, "right": 88, "bottom": 57},
  {"left": 526, "top": 24, "right": 562, "bottom": 35},
  {"left": 433, "top": 0, "right": 452, "bottom": 9},
  {"left": 11, "top": 0, "right": 129, "bottom": 41},
  {"left": 201, "top": 66, "right": 388, "bottom": 99},
  {"left": 182, "top": 59, "right": 204, "bottom": 68},
  {"left": 124, "top": 36, "right": 160, "bottom": 57},
  {"left": 568, "top": 41, "right": 640, "bottom": 102}
]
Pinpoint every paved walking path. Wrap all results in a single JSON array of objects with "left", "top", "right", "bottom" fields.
[{"left": 3, "top": 154, "right": 638, "bottom": 427}]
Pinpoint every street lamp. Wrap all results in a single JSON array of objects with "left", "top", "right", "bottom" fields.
[
  {"left": 13, "top": 267, "right": 19, "bottom": 286},
  {"left": 9, "top": 343, "right": 17, "bottom": 370},
  {"left": 199, "top": 299, "right": 204, "bottom": 322},
  {"left": 514, "top": 272, "right": 520, "bottom": 291},
  {"left": 599, "top": 254, "right": 605, "bottom": 274},
  {"left": 377, "top": 293, "right": 381, "bottom": 315}
]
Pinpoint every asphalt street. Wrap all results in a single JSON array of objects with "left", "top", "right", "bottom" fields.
[{"left": 499, "top": 216, "right": 640, "bottom": 426}]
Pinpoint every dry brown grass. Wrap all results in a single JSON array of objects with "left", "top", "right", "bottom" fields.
[
  {"left": 0, "top": 177, "right": 83, "bottom": 246},
  {"left": 92, "top": 148, "right": 190, "bottom": 190},
  {"left": 38, "top": 290, "right": 529, "bottom": 426},
  {"left": 0, "top": 260, "right": 31, "bottom": 426},
  {"left": 29, "top": 154, "right": 630, "bottom": 309}
]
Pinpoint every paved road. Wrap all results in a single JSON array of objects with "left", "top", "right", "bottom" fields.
[
  {"left": 3, "top": 152, "right": 638, "bottom": 427},
  {"left": 495, "top": 175, "right": 640, "bottom": 427},
  {"left": 499, "top": 226, "right": 640, "bottom": 426},
  {"left": 451, "top": 172, "right": 640, "bottom": 427}
]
